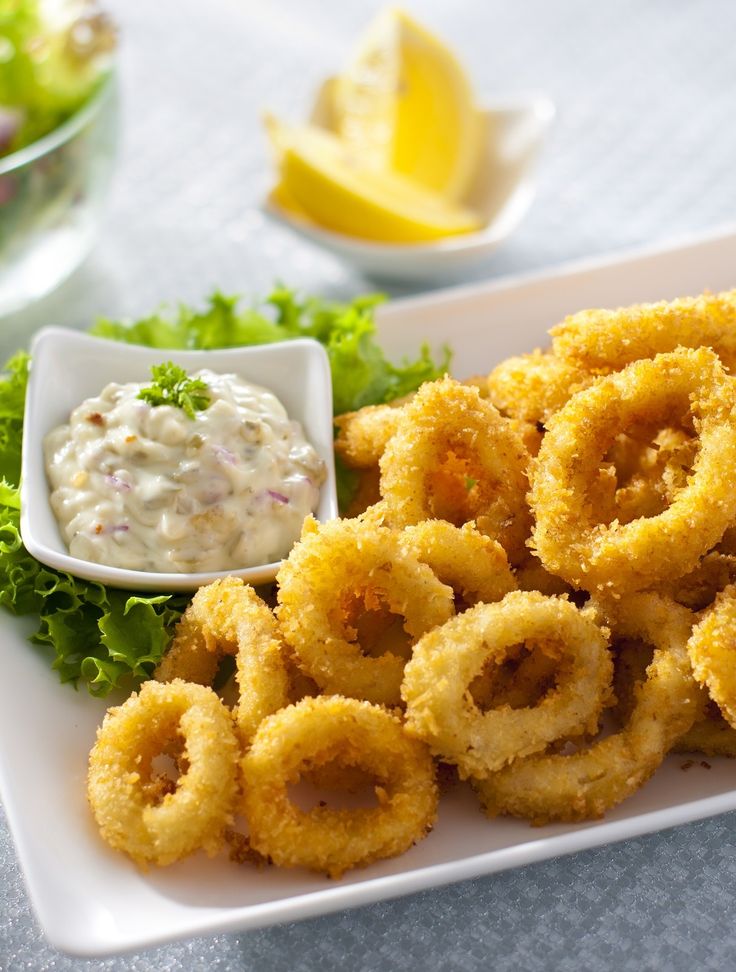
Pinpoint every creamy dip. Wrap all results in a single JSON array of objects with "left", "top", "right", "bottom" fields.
[{"left": 44, "top": 369, "right": 326, "bottom": 573}]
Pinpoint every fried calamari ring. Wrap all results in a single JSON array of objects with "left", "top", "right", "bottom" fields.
[
  {"left": 88, "top": 679, "right": 240, "bottom": 867},
  {"left": 550, "top": 289, "right": 736, "bottom": 373},
  {"left": 531, "top": 348, "right": 736, "bottom": 593},
  {"left": 402, "top": 591, "right": 613, "bottom": 777},
  {"left": 334, "top": 378, "right": 492, "bottom": 471},
  {"left": 379, "top": 377, "right": 532, "bottom": 564},
  {"left": 276, "top": 517, "right": 454, "bottom": 706},
  {"left": 475, "top": 594, "right": 702, "bottom": 823},
  {"left": 155, "top": 577, "right": 289, "bottom": 744},
  {"left": 154, "top": 610, "right": 219, "bottom": 686},
  {"left": 656, "top": 552, "right": 736, "bottom": 611},
  {"left": 334, "top": 404, "right": 404, "bottom": 469},
  {"left": 486, "top": 350, "right": 596, "bottom": 426},
  {"left": 675, "top": 704, "right": 736, "bottom": 758},
  {"left": 687, "top": 585, "right": 736, "bottom": 729},
  {"left": 399, "top": 520, "right": 517, "bottom": 609},
  {"left": 241, "top": 696, "right": 438, "bottom": 878},
  {"left": 611, "top": 636, "right": 736, "bottom": 757}
]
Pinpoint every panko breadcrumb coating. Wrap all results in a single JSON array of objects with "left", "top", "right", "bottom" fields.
[
  {"left": 550, "top": 289, "right": 736, "bottom": 373},
  {"left": 87, "top": 679, "right": 240, "bottom": 867},
  {"left": 241, "top": 695, "right": 438, "bottom": 878}
]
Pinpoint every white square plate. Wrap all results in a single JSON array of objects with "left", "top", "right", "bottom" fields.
[
  {"left": 20, "top": 329, "right": 337, "bottom": 592},
  {"left": 4, "top": 224, "right": 736, "bottom": 957}
]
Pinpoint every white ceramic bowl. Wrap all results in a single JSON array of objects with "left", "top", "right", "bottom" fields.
[
  {"left": 264, "top": 92, "right": 555, "bottom": 283},
  {"left": 20, "top": 328, "right": 338, "bottom": 592}
]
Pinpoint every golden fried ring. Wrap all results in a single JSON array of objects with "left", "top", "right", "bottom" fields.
[
  {"left": 531, "top": 348, "right": 736, "bottom": 593},
  {"left": 687, "top": 584, "right": 736, "bottom": 729},
  {"left": 401, "top": 591, "right": 613, "bottom": 778},
  {"left": 334, "top": 378, "right": 494, "bottom": 472},
  {"left": 656, "top": 552, "right": 736, "bottom": 611},
  {"left": 612, "top": 636, "right": 736, "bottom": 757},
  {"left": 474, "top": 594, "right": 701, "bottom": 823},
  {"left": 334, "top": 404, "right": 403, "bottom": 469},
  {"left": 155, "top": 577, "right": 289, "bottom": 744},
  {"left": 154, "top": 611, "right": 219, "bottom": 686},
  {"left": 674, "top": 705, "right": 736, "bottom": 758},
  {"left": 241, "top": 696, "right": 438, "bottom": 878},
  {"left": 486, "top": 350, "right": 595, "bottom": 426},
  {"left": 550, "top": 289, "right": 736, "bottom": 373},
  {"left": 379, "top": 376, "right": 532, "bottom": 565},
  {"left": 276, "top": 517, "right": 455, "bottom": 706},
  {"left": 87, "top": 679, "right": 240, "bottom": 867},
  {"left": 399, "top": 520, "right": 517, "bottom": 609}
]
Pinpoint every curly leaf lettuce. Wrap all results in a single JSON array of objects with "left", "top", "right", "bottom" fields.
[
  {"left": 0, "top": 287, "right": 450, "bottom": 695},
  {"left": 92, "top": 288, "right": 450, "bottom": 415}
]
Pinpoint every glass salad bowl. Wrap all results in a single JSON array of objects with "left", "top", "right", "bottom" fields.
[{"left": 0, "top": 69, "right": 118, "bottom": 317}]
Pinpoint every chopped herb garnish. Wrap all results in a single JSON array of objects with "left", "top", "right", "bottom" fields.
[{"left": 138, "top": 363, "right": 210, "bottom": 418}]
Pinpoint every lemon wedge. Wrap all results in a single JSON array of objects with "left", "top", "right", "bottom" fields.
[
  {"left": 266, "top": 116, "right": 482, "bottom": 244},
  {"left": 332, "top": 7, "right": 482, "bottom": 201}
]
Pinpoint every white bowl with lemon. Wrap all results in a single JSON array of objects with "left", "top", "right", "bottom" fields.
[{"left": 264, "top": 9, "right": 554, "bottom": 282}]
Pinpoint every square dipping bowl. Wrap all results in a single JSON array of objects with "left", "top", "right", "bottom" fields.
[{"left": 20, "top": 328, "right": 338, "bottom": 592}]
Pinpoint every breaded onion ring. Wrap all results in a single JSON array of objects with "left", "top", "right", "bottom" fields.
[
  {"left": 687, "top": 585, "right": 736, "bottom": 729},
  {"left": 87, "top": 679, "right": 240, "bottom": 867},
  {"left": 531, "top": 348, "right": 736, "bottom": 593},
  {"left": 402, "top": 591, "right": 613, "bottom": 778},
  {"left": 475, "top": 594, "right": 702, "bottom": 823},
  {"left": 379, "top": 376, "right": 532, "bottom": 564},
  {"left": 241, "top": 696, "right": 438, "bottom": 878},
  {"left": 486, "top": 350, "right": 595, "bottom": 426},
  {"left": 550, "top": 290, "right": 736, "bottom": 373},
  {"left": 155, "top": 577, "right": 289, "bottom": 744},
  {"left": 399, "top": 520, "right": 517, "bottom": 608},
  {"left": 276, "top": 517, "right": 454, "bottom": 706}
]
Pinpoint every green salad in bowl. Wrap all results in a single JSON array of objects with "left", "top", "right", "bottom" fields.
[{"left": 0, "top": 0, "right": 117, "bottom": 315}]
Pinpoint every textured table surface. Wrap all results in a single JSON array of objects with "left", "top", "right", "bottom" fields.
[{"left": 4, "top": 1, "right": 736, "bottom": 969}]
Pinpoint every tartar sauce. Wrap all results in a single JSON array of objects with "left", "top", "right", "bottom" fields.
[{"left": 44, "top": 370, "right": 326, "bottom": 573}]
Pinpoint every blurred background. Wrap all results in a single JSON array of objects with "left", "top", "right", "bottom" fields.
[
  {"left": 7, "top": 0, "right": 736, "bottom": 335},
  {"left": 5, "top": 1, "right": 736, "bottom": 969}
]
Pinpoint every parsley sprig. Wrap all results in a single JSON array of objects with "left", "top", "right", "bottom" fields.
[{"left": 138, "top": 362, "right": 210, "bottom": 418}]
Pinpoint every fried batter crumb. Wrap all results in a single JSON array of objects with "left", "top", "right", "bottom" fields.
[{"left": 224, "top": 829, "right": 271, "bottom": 868}]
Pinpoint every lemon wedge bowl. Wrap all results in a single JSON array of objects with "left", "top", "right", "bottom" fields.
[
  {"left": 266, "top": 117, "right": 482, "bottom": 244},
  {"left": 262, "top": 7, "right": 554, "bottom": 280}
]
